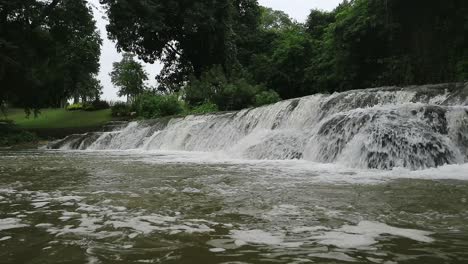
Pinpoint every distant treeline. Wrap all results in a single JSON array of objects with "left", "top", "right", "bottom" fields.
[{"left": 1, "top": 0, "right": 467, "bottom": 112}]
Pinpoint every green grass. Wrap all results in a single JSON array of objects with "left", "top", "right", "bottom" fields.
[{"left": 4, "top": 108, "right": 112, "bottom": 129}]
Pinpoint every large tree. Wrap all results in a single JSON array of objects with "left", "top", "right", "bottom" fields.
[
  {"left": 110, "top": 53, "right": 148, "bottom": 102},
  {"left": 100, "top": 0, "right": 260, "bottom": 92},
  {"left": 0, "top": 0, "right": 102, "bottom": 110}
]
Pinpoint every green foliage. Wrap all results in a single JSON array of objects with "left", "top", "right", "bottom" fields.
[
  {"left": 3, "top": 0, "right": 468, "bottom": 114},
  {"left": 101, "top": 0, "right": 261, "bottom": 91},
  {"left": 133, "top": 94, "right": 184, "bottom": 119},
  {"left": 190, "top": 102, "right": 219, "bottom": 115},
  {"left": 75, "top": 75, "right": 104, "bottom": 103},
  {"left": 184, "top": 66, "right": 262, "bottom": 111},
  {"left": 320, "top": 0, "right": 468, "bottom": 90},
  {"left": 259, "top": 7, "right": 294, "bottom": 31},
  {"left": 255, "top": 90, "right": 281, "bottom": 107},
  {"left": 66, "top": 100, "right": 109, "bottom": 112},
  {"left": 83, "top": 100, "right": 110, "bottom": 112},
  {"left": 66, "top": 103, "right": 84, "bottom": 111},
  {"left": 0, "top": 0, "right": 102, "bottom": 109},
  {"left": 110, "top": 53, "right": 149, "bottom": 99},
  {"left": 111, "top": 102, "right": 132, "bottom": 118},
  {"left": 5, "top": 108, "right": 112, "bottom": 130},
  {"left": 0, "top": 122, "right": 38, "bottom": 147}
]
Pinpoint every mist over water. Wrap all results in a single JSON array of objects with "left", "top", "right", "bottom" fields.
[{"left": 2, "top": 84, "right": 468, "bottom": 263}]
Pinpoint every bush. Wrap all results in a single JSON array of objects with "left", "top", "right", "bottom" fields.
[
  {"left": 66, "top": 103, "right": 83, "bottom": 111},
  {"left": 0, "top": 123, "right": 38, "bottom": 147},
  {"left": 111, "top": 102, "right": 132, "bottom": 117},
  {"left": 190, "top": 102, "right": 219, "bottom": 115},
  {"left": 185, "top": 66, "right": 261, "bottom": 111},
  {"left": 255, "top": 90, "right": 281, "bottom": 106},
  {"left": 133, "top": 94, "right": 184, "bottom": 118},
  {"left": 83, "top": 100, "right": 110, "bottom": 111}
]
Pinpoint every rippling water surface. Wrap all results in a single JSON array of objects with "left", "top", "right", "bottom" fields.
[{"left": 1, "top": 150, "right": 468, "bottom": 263}]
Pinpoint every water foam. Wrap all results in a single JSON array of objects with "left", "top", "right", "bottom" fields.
[
  {"left": 310, "top": 221, "right": 434, "bottom": 249},
  {"left": 0, "top": 218, "right": 28, "bottom": 231},
  {"left": 49, "top": 83, "right": 468, "bottom": 170}
]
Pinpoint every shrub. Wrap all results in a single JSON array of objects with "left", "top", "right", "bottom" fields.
[
  {"left": 215, "top": 80, "right": 260, "bottom": 111},
  {"left": 184, "top": 66, "right": 261, "bottom": 111},
  {"left": 190, "top": 102, "right": 219, "bottom": 115},
  {"left": 83, "top": 100, "right": 110, "bottom": 111},
  {"left": 255, "top": 90, "right": 281, "bottom": 106},
  {"left": 0, "top": 123, "right": 38, "bottom": 147},
  {"left": 66, "top": 103, "right": 83, "bottom": 111},
  {"left": 111, "top": 102, "right": 132, "bottom": 117},
  {"left": 133, "top": 94, "right": 184, "bottom": 118}
]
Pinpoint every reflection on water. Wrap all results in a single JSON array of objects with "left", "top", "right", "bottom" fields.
[{"left": 1, "top": 150, "right": 468, "bottom": 263}]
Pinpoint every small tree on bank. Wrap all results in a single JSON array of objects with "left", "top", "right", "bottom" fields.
[{"left": 110, "top": 53, "right": 148, "bottom": 103}]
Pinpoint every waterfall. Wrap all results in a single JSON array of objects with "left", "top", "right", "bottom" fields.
[{"left": 49, "top": 83, "right": 468, "bottom": 170}]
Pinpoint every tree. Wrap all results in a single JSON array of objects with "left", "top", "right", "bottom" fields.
[
  {"left": 100, "top": 0, "right": 260, "bottom": 91},
  {"left": 322, "top": 0, "right": 468, "bottom": 90},
  {"left": 240, "top": 6, "right": 314, "bottom": 99},
  {"left": 48, "top": 0, "right": 102, "bottom": 104},
  {"left": 110, "top": 53, "right": 148, "bottom": 102},
  {"left": 259, "top": 6, "right": 294, "bottom": 31},
  {"left": 75, "top": 74, "right": 104, "bottom": 103},
  {"left": 0, "top": 0, "right": 102, "bottom": 110}
]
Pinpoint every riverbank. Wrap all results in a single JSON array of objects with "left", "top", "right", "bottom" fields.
[
  {"left": 0, "top": 121, "right": 39, "bottom": 148},
  {"left": 2, "top": 108, "right": 114, "bottom": 140},
  {"left": 6, "top": 108, "right": 112, "bottom": 129},
  {"left": 1, "top": 108, "right": 117, "bottom": 147}
]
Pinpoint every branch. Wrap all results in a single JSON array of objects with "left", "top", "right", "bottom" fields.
[
  {"left": 30, "top": 0, "right": 61, "bottom": 29},
  {"left": 165, "top": 43, "right": 183, "bottom": 57}
]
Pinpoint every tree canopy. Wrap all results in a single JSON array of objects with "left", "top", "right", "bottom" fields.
[
  {"left": 1, "top": 0, "right": 467, "bottom": 113},
  {"left": 110, "top": 53, "right": 149, "bottom": 101},
  {"left": 100, "top": 0, "right": 261, "bottom": 91},
  {"left": 0, "top": 0, "right": 102, "bottom": 111}
]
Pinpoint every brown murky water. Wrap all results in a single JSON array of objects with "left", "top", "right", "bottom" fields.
[{"left": 1, "top": 150, "right": 468, "bottom": 263}]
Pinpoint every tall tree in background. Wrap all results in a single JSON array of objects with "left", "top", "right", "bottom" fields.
[
  {"left": 110, "top": 53, "right": 149, "bottom": 102},
  {"left": 0, "top": 0, "right": 102, "bottom": 110},
  {"left": 313, "top": 0, "right": 468, "bottom": 92},
  {"left": 100, "top": 0, "right": 260, "bottom": 92},
  {"left": 47, "top": 0, "right": 102, "bottom": 105}
]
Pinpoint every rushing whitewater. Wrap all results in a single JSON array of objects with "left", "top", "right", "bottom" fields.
[{"left": 49, "top": 83, "right": 468, "bottom": 170}]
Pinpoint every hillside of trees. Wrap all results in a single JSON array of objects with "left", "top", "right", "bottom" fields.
[{"left": 1, "top": 0, "right": 467, "bottom": 113}]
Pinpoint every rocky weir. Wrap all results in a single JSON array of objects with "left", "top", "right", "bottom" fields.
[{"left": 49, "top": 83, "right": 468, "bottom": 170}]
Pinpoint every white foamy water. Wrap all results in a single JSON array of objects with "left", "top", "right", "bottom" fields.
[
  {"left": 230, "top": 229, "right": 285, "bottom": 245},
  {"left": 0, "top": 218, "right": 28, "bottom": 231},
  {"left": 310, "top": 221, "right": 434, "bottom": 249},
  {"left": 49, "top": 83, "right": 468, "bottom": 171}
]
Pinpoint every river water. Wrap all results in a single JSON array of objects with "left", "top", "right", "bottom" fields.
[{"left": 1, "top": 150, "right": 468, "bottom": 263}]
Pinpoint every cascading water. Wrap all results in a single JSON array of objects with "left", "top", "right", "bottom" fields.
[{"left": 49, "top": 83, "right": 468, "bottom": 170}]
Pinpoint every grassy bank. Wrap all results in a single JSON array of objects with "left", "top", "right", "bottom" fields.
[
  {"left": 5, "top": 108, "right": 112, "bottom": 129},
  {"left": 3, "top": 108, "right": 113, "bottom": 139}
]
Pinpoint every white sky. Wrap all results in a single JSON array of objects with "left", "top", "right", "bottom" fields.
[{"left": 90, "top": 0, "right": 342, "bottom": 101}]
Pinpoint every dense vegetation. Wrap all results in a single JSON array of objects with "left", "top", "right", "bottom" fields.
[
  {"left": 1, "top": 0, "right": 467, "bottom": 117},
  {"left": 101, "top": 0, "right": 467, "bottom": 112},
  {"left": 0, "top": 120, "right": 38, "bottom": 147},
  {"left": 0, "top": 0, "right": 102, "bottom": 112}
]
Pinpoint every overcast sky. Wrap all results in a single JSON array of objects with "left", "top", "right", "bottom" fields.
[{"left": 90, "top": 0, "right": 342, "bottom": 101}]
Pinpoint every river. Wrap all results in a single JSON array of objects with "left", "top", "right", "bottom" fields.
[{"left": 1, "top": 150, "right": 468, "bottom": 263}]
